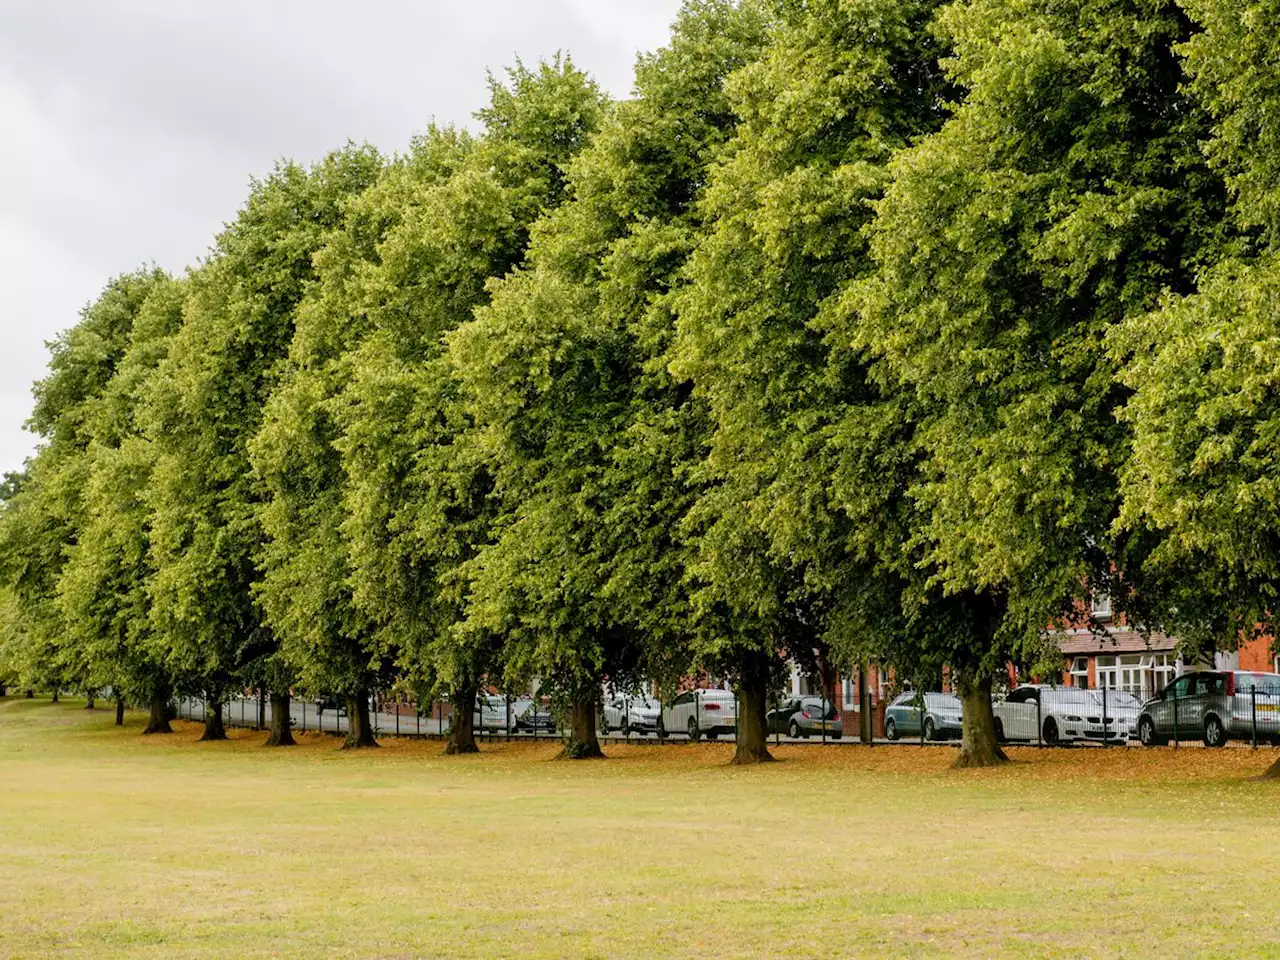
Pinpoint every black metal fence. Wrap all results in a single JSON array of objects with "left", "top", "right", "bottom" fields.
[{"left": 172, "top": 684, "right": 1280, "bottom": 750}]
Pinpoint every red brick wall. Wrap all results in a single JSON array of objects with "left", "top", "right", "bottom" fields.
[{"left": 1239, "top": 633, "right": 1275, "bottom": 672}]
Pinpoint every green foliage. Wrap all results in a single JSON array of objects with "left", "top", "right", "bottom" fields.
[
  {"left": 450, "top": 1, "right": 771, "bottom": 702},
  {"left": 674, "top": 0, "right": 953, "bottom": 684},
  {"left": 145, "top": 146, "right": 383, "bottom": 702},
  {"left": 851, "top": 0, "right": 1226, "bottom": 674}
]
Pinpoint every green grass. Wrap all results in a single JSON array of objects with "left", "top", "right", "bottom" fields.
[{"left": 3, "top": 697, "right": 1280, "bottom": 958}]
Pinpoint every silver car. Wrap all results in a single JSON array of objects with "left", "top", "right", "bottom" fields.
[
  {"left": 658, "top": 689, "right": 737, "bottom": 741},
  {"left": 883, "top": 691, "right": 962, "bottom": 741},
  {"left": 1137, "top": 670, "right": 1280, "bottom": 747}
]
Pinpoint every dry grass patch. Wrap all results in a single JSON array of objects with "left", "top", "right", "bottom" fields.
[{"left": 2, "top": 698, "right": 1279, "bottom": 958}]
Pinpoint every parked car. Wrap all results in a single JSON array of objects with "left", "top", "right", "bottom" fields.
[
  {"left": 993, "top": 685, "right": 1127, "bottom": 744},
  {"left": 1091, "top": 689, "right": 1142, "bottom": 741},
  {"left": 658, "top": 689, "right": 736, "bottom": 741},
  {"left": 601, "top": 693, "right": 660, "bottom": 735},
  {"left": 766, "top": 696, "right": 843, "bottom": 739},
  {"left": 513, "top": 698, "right": 557, "bottom": 734},
  {"left": 472, "top": 694, "right": 518, "bottom": 734},
  {"left": 316, "top": 695, "right": 347, "bottom": 716},
  {"left": 883, "top": 691, "right": 963, "bottom": 741},
  {"left": 1136, "top": 670, "right": 1280, "bottom": 747}
]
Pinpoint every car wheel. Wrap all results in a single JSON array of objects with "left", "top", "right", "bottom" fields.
[
  {"left": 923, "top": 717, "right": 936, "bottom": 742},
  {"left": 1138, "top": 716, "right": 1158, "bottom": 746},
  {"left": 831, "top": 732, "right": 842, "bottom": 740},
  {"left": 788, "top": 720, "right": 802, "bottom": 739},
  {"left": 656, "top": 719, "right": 666, "bottom": 741},
  {"left": 1203, "top": 715, "right": 1227, "bottom": 748},
  {"left": 1043, "top": 717, "right": 1060, "bottom": 746},
  {"left": 706, "top": 732, "right": 718, "bottom": 741},
  {"left": 687, "top": 717, "right": 701, "bottom": 742},
  {"left": 885, "top": 717, "right": 898, "bottom": 741},
  {"left": 994, "top": 718, "right": 1007, "bottom": 744}
]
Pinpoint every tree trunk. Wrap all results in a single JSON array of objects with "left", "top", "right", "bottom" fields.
[
  {"left": 200, "top": 694, "right": 228, "bottom": 742},
  {"left": 953, "top": 675, "right": 1008, "bottom": 768},
  {"left": 732, "top": 658, "right": 775, "bottom": 765},
  {"left": 25, "top": 689, "right": 34, "bottom": 698},
  {"left": 115, "top": 697, "right": 125, "bottom": 726},
  {"left": 556, "top": 692, "right": 604, "bottom": 759},
  {"left": 265, "top": 691, "right": 295, "bottom": 747},
  {"left": 1260, "top": 756, "right": 1280, "bottom": 779},
  {"left": 342, "top": 690, "right": 378, "bottom": 749},
  {"left": 50, "top": 689, "right": 59, "bottom": 703},
  {"left": 142, "top": 692, "right": 172, "bottom": 734},
  {"left": 84, "top": 694, "right": 96, "bottom": 709},
  {"left": 444, "top": 680, "right": 479, "bottom": 755}
]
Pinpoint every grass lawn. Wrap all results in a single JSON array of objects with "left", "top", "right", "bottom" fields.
[{"left": 3, "top": 698, "right": 1280, "bottom": 958}]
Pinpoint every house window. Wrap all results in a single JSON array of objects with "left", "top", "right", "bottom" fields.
[
  {"left": 1097, "top": 654, "right": 1147, "bottom": 696},
  {"left": 1070, "top": 657, "right": 1089, "bottom": 689},
  {"left": 1091, "top": 592, "right": 1112, "bottom": 619}
]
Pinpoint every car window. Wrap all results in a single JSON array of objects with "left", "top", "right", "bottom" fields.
[
  {"left": 1236, "top": 673, "right": 1280, "bottom": 696},
  {"left": 1167, "top": 675, "right": 1194, "bottom": 699},
  {"left": 1194, "top": 674, "right": 1226, "bottom": 696}
]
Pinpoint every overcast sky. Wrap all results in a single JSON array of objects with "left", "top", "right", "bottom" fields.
[{"left": 0, "top": 0, "right": 685, "bottom": 476}]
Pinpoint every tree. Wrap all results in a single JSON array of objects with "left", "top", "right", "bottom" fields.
[
  {"left": 1112, "top": 0, "right": 1280, "bottom": 775},
  {"left": 0, "top": 272, "right": 164, "bottom": 716},
  {"left": 57, "top": 273, "right": 186, "bottom": 734},
  {"left": 851, "top": 0, "right": 1227, "bottom": 764},
  {"left": 252, "top": 132, "right": 469, "bottom": 751},
  {"left": 674, "top": 0, "right": 953, "bottom": 762},
  {"left": 145, "top": 147, "right": 382, "bottom": 744},
  {"left": 333, "top": 58, "right": 607, "bottom": 755},
  {"left": 451, "top": 1, "right": 771, "bottom": 760}
]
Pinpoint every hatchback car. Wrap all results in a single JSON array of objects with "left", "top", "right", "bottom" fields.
[
  {"left": 766, "top": 696, "right": 843, "bottom": 739},
  {"left": 658, "top": 689, "right": 737, "bottom": 740},
  {"left": 883, "top": 691, "right": 963, "bottom": 741},
  {"left": 601, "top": 693, "right": 660, "bottom": 735},
  {"left": 1136, "top": 670, "right": 1280, "bottom": 747}
]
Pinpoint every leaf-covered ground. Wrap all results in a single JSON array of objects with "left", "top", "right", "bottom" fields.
[{"left": 2, "top": 697, "right": 1279, "bottom": 958}]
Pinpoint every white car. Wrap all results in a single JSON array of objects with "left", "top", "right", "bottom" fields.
[
  {"left": 658, "top": 689, "right": 737, "bottom": 741},
  {"left": 993, "top": 685, "right": 1129, "bottom": 745},
  {"left": 601, "top": 693, "right": 660, "bottom": 735}
]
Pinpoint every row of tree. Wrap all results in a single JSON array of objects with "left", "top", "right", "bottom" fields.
[{"left": 3, "top": 0, "right": 1279, "bottom": 771}]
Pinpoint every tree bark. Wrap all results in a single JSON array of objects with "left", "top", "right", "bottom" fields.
[
  {"left": 84, "top": 694, "right": 96, "bottom": 710},
  {"left": 142, "top": 692, "right": 172, "bottom": 734},
  {"left": 25, "top": 689, "right": 34, "bottom": 698},
  {"left": 342, "top": 690, "right": 378, "bottom": 749},
  {"left": 953, "top": 675, "right": 1008, "bottom": 768},
  {"left": 50, "top": 689, "right": 59, "bottom": 703},
  {"left": 732, "top": 657, "right": 775, "bottom": 766},
  {"left": 265, "top": 691, "right": 295, "bottom": 747},
  {"left": 115, "top": 696, "right": 125, "bottom": 726},
  {"left": 556, "top": 692, "right": 604, "bottom": 759},
  {"left": 444, "top": 680, "right": 479, "bottom": 755},
  {"left": 200, "top": 694, "right": 228, "bottom": 742}
]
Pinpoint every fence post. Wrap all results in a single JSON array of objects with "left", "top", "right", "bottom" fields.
[
  {"left": 301, "top": 699, "right": 307, "bottom": 733},
  {"left": 1102, "top": 686, "right": 1109, "bottom": 748},
  {"left": 821, "top": 694, "right": 827, "bottom": 745},
  {"left": 1252, "top": 686, "right": 1258, "bottom": 751},
  {"left": 395, "top": 697, "right": 400, "bottom": 738},
  {"left": 1036, "top": 694, "right": 1043, "bottom": 747},
  {"left": 1172, "top": 692, "right": 1179, "bottom": 750},
  {"left": 695, "top": 689, "right": 701, "bottom": 741},
  {"left": 918, "top": 694, "right": 924, "bottom": 747}
]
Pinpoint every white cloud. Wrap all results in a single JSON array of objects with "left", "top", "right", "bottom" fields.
[{"left": 0, "top": 0, "right": 684, "bottom": 473}]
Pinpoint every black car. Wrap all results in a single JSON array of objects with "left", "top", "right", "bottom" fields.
[
  {"left": 513, "top": 700, "right": 557, "bottom": 734},
  {"left": 315, "top": 696, "right": 347, "bottom": 716}
]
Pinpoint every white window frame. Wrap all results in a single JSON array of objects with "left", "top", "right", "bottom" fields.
[{"left": 1091, "top": 592, "right": 1113, "bottom": 619}]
